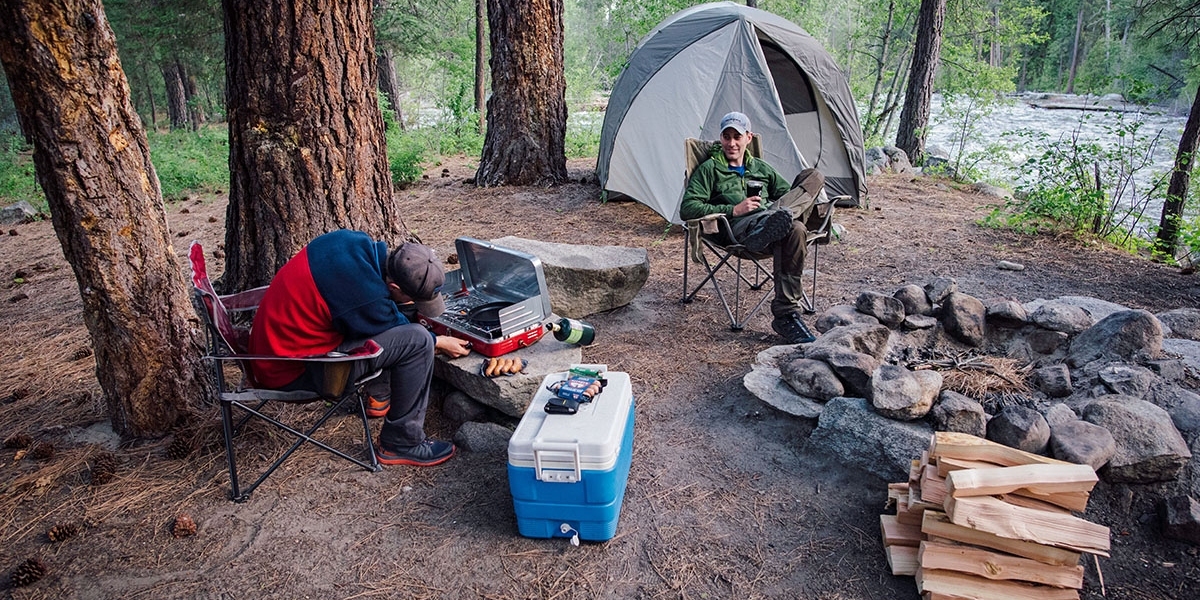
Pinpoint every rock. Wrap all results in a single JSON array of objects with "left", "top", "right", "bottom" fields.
[
  {"left": 1171, "top": 398, "right": 1200, "bottom": 435},
  {"left": 972, "top": 182, "right": 1013, "bottom": 200},
  {"left": 491, "top": 236, "right": 649, "bottom": 318},
  {"left": 1027, "top": 330, "right": 1069, "bottom": 354},
  {"left": 893, "top": 284, "right": 932, "bottom": 317},
  {"left": 1158, "top": 308, "right": 1200, "bottom": 341},
  {"left": 442, "top": 390, "right": 487, "bottom": 423},
  {"left": 807, "top": 397, "right": 934, "bottom": 481},
  {"left": 744, "top": 345, "right": 825, "bottom": 418},
  {"left": 883, "top": 146, "right": 912, "bottom": 173},
  {"left": 453, "top": 421, "right": 512, "bottom": 455},
  {"left": 864, "top": 147, "right": 889, "bottom": 175},
  {"left": 1162, "top": 338, "right": 1200, "bottom": 377},
  {"left": 924, "top": 277, "right": 957, "bottom": 304},
  {"left": 940, "top": 292, "right": 986, "bottom": 347},
  {"left": 1042, "top": 403, "right": 1079, "bottom": 428},
  {"left": 805, "top": 323, "right": 892, "bottom": 361},
  {"left": 869, "top": 364, "right": 942, "bottom": 421},
  {"left": 987, "top": 406, "right": 1051, "bottom": 454},
  {"left": 1030, "top": 301, "right": 1094, "bottom": 334},
  {"left": 815, "top": 304, "right": 880, "bottom": 333},
  {"left": 1145, "top": 359, "right": 1186, "bottom": 382},
  {"left": 808, "top": 348, "right": 878, "bottom": 398},
  {"left": 1096, "top": 363, "right": 1155, "bottom": 399},
  {"left": 780, "top": 357, "right": 844, "bottom": 402},
  {"left": 0, "top": 200, "right": 36, "bottom": 225},
  {"left": 855, "top": 291, "right": 905, "bottom": 327},
  {"left": 902, "top": 315, "right": 938, "bottom": 330},
  {"left": 1067, "top": 310, "right": 1164, "bottom": 367},
  {"left": 433, "top": 338, "right": 581, "bottom": 417},
  {"left": 1082, "top": 399, "right": 1192, "bottom": 483},
  {"left": 1035, "top": 364, "right": 1073, "bottom": 398},
  {"left": 930, "top": 391, "right": 988, "bottom": 437},
  {"left": 1160, "top": 496, "right": 1200, "bottom": 546},
  {"left": 1049, "top": 420, "right": 1117, "bottom": 469},
  {"left": 996, "top": 260, "right": 1025, "bottom": 271},
  {"left": 984, "top": 297, "right": 1029, "bottom": 329},
  {"left": 1026, "top": 296, "right": 1131, "bottom": 324}
]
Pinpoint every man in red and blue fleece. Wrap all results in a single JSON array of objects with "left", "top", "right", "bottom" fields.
[{"left": 249, "top": 229, "right": 471, "bottom": 466}]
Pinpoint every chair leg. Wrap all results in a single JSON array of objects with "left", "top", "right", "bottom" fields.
[
  {"left": 808, "top": 243, "right": 820, "bottom": 314},
  {"left": 220, "top": 399, "right": 245, "bottom": 502},
  {"left": 356, "top": 388, "right": 381, "bottom": 472}
]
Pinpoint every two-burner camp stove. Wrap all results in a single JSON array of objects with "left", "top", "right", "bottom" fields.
[{"left": 418, "top": 237, "right": 552, "bottom": 358}]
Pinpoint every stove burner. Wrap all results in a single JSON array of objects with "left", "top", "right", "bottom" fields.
[{"left": 467, "top": 301, "right": 512, "bottom": 329}]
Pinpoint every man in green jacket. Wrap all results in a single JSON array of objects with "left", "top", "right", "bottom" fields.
[{"left": 680, "top": 111, "right": 824, "bottom": 344}]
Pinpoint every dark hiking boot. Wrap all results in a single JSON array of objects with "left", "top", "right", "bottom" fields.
[
  {"left": 740, "top": 209, "right": 793, "bottom": 254},
  {"left": 377, "top": 438, "right": 456, "bottom": 467},
  {"left": 771, "top": 312, "right": 817, "bottom": 344}
]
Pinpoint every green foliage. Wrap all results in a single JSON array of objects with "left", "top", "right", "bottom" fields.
[
  {"left": 386, "top": 129, "right": 427, "bottom": 186},
  {"left": 936, "top": 92, "right": 1015, "bottom": 182},
  {"left": 146, "top": 127, "right": 229, "bottom": 200},
  {"left": 0, "top": 133, "right": 43, "bottom": 211}
]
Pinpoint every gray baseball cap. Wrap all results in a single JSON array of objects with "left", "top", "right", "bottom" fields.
[{"left": 720, "top": 111, "right": 751, "bottom": 134}]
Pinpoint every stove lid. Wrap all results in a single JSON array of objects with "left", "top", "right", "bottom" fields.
[{"left": 450, "top": 237, "right": 552, "bottom": 318}]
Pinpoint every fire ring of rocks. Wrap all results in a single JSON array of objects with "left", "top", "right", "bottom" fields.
[{"left": 745, "top": 277, "right": 1200, "bottom": 494}]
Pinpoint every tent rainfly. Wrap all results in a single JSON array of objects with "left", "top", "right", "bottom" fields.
[{"left": 596, "top": 2, "right": 867, "bottom": 224}]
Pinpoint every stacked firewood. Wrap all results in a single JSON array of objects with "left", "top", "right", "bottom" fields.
[{"left": 881, "top": 432, "right": 1110, "bottom": 599}]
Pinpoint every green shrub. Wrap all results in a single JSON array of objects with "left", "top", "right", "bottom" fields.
[
  {"left": 0, "top": 133, "right": 44, "bottom": 211},
  {"left": 146, "top": 127, "right": 229, "bottom": 200},
  {"left": 386, "top": 128, "right": 427, "bottom": 186}
]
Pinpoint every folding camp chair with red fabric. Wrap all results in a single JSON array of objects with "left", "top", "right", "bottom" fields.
[{"left": 188, "top": 242, "right": 383, "bottom": 502}]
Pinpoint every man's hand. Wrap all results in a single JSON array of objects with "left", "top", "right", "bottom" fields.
[
  {"left": 732, "top": 196, "right": 763, "bottom": 217},
  {"left": 435, "top": 335, "right": 472, "bottom": 358}
]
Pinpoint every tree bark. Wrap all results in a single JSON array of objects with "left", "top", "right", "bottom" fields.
[
  {"left": 476, "top": 0, "right": 568, "bottom": 187},
  {"left": 1155, "top": 83, "right": 1200, "bottom": 255},
  {"left": 141, "top": 63, "right": 158, "bottom": 130},
  {"left": 179, "top": 60, "right": 205, "bottom": 131},
  {"left": 1066, "top": 1, "right": 1086, "bottom": 94},
  {"left": 223, "top": 0, "right": 404, "bottom": 291},
  {"left": 895, "top": 0, "right": 946, "bottom": 165},
  {"left": 376, "top": 46, "right": 405, "bottom": 129},
  {"left": 162, "top": 61, "right": 188, "bottom": 130},
  {"left": 475, "top": 0, "right": 486, "bottom": 133},
  {"left": 0, "top": 0, "right": 206, "bottom": 437}
]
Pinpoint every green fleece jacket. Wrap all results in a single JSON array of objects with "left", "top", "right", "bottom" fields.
[{"left": 680, "top": 142, "right": 790, "bottom": 222}]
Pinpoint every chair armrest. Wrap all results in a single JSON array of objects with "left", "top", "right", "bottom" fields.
[
  {"left": 206, "top": 341, "right": 384, "bottom": 399},
  {"left": 219, "top": 286, "right": 269, "bottom": 311}
]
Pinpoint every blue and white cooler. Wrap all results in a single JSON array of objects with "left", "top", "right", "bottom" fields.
[{"left": 507, "top": 368, "right": 634, "bottom": 542}]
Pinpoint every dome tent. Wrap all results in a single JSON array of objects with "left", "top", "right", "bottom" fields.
[{"left": 596, "top": 2, "right": 866, "bottom": 224}]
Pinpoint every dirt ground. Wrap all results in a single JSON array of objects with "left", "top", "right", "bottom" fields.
[{"left": 1, "top": 159, "right": 1198, "bottom": 599}]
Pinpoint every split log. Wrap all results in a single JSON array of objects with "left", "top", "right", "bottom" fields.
[
  {"left": 944, "top": 496, "right": 1110, "bottom": 555},
  {"left": 931, "top": 431, "right": 1071, "bottom": 467},
  {"left": 916, "top": 568, "right": 1080, "bottom": 600},
  {"left": 920, "top": 464, "right": 947, "bottom": 505},
  {"left": 886, "top": 544, "right": 919, "bottom": 576},
  {"left": 946, "top": 463, "right": 1097, "bottom": 512},
  {"left": 922, "top": 511, "right": 1082, "bottom": 567},
  {"left": 937, "top": 455, "right": 1002, "bottom": 478},
  {"left": 918, "top": 540, "right": 1085, "bottom": 588},
  {"left": 881, "top": 514, "right": 923, "bottom": 547}
]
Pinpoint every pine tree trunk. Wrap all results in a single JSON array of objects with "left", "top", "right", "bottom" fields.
[
  {"left": 475, "top": 0, "right": 486, "bottom": 133},
  {"left": 141, "top": 63, "right": 158, "bottom": 130},
  {"left": 162, "top": 61, "right": 187, "bottom": 130},
  {"left": 864, "top": 0, "right": 897, "bottom": 138},
  {"left": 0, "top": 0, "right": 206, "bottom": 437},
  {"left": 179, "top": 61, "right": 205, "bottom": 131},
  {"left": 476, "top": 0, "right": 568, "bottom": 187},
  {"left": 896, "top": 0, "right": 946, "bottom": 165},
  {"left": 223, "top": 0, "right": 404, "bottom": 291},
  {"left": 1155, "top": 83, "right": 1200, "bottom": 255},
  {"left": 376, "top": 46, "right": 405, "bottom": 129},
  {"left": 1066, "top": 2, "right": 1085, "bottom": 94}
]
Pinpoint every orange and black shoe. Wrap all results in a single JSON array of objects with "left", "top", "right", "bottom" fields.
[
  {"left": 365, "top": 395, "right": 390, "bottom": 418},
  {"left": 376, "top": 439, "right": 456, "bottom": 467}
]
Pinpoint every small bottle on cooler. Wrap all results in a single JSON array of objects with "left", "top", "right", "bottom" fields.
[{"left": 546, "top": 317, "right": 596, "bottom": 346}]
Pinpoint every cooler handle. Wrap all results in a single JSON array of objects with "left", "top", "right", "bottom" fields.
[{"left": 531, "top": 441, "right": 581, "bottom": 483}]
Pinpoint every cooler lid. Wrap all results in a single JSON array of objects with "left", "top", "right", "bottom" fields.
[
  {"left": 451, "top": 237, "right": 552, "bottom": 318},
  {"left": 508, "top": 371, "right": 633, "bottom": 479}
]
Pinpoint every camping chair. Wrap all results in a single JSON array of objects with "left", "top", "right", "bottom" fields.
[
  {"left": 188, "top": 242, "right": 383, "bottom": 502},
  {"left": 680, "top": 138, "right": 839, "bottom": 329}
]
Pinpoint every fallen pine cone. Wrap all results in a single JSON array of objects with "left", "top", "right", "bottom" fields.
[
  {"left": 47, "top": 522, "right": 80, "bottom": 543},
  {"left": 29, "top": 442, "right": 55, "bottom": 460},
  {"left": 9, "top": 557, "right": 47, "bottom": 587},
  {"left": 165, "top": 435, "right": 193, "bottom": 460},
  {"left": 172, "top": 514, "right": 197, "bottom": 538},
  {"left": 3, "top": 433, "right": 32, "bottom": 449},
  {"left": 90, "top": 452, "right": 118, "bottom": 485}
]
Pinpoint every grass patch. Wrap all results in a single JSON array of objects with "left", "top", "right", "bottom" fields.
[
  {"left": 0, "top": 133, "right": 44, "bottom": 212},
  {"left": 146, "top": 127, "right": 230, "bottom": 200}
]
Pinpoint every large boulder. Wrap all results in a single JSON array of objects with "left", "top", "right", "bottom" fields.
[
  {"left": 1158, "top": 308, "right": 1200, "bottom": 341},
  {"left": 924, "top": 277, "right": 957, "bottom": 304},
  {"left": 1162, "top": 338, "right": 1200, "bottom": 376},
  {"left": 812, "top": 349, "right": 878, "bottom": 398},
  {"left": 806, "top": 323, "right": 892, "bottom": 360},
  {"left": 780, "top": 357, "right": 844, "bottom": 402},
  {"left": 1029, "top": 301, "right": 1094, "bottom": 334},
  {"left": 1082, "top": 399, "right": 1192, "bottom": 483},
  {"left": 987, "top": 406, "right": 1051, "bottom": 454},
  {"left": 453, "top": 421, "right": 513, "bottom": 455},
  {"left": 0, "top": 200, "right": 36, "bottom": 225},
  {"left": 1096, "top": 363, "right": 1156, "bottom": 399},
  {"left": 434, "top": 338, "right": 581, "bottom": 417},
  {"left": 1027, "top": 330, "right": 1070, "bottom": 355},
  {"left": 1026, "top": 296, "right": 1131, "bottom": 324},
  {"left": 744, "top": 345, "right": 825, "bottom": 418},
  {"left": 815, "top": 304, "right": 881, "bottom": 333},
  {"left": 1067, "top": 310, "right": 1164, "bottom": 367},
  {"left": 491, "top": 236, "right": 649, "bottom": 318},
  {"left": 1049, "top": 420, "right": 1117, "bottom": 470},
  {"left": 893, "top": 284, "right": 932, "bottom": 317},
  {"left": 940, "top": 292, "right": 986, "bottom": 346},
  {"left": 807, "top": 397, "right": 934, "bottom": 481},
  {"left": 869, "top": 364, "right": 942, "bottom": 421},
  {"left": 930, "top": 391, "right": 988, "bottom": 437},
  {"left": 1159, "top": 496, "right": 1200, "bottom": 546},
  {"left": 1034, "top": 364, "right": 1073, "bottom": 398},
  {"left": 984, "top": 297, "right": 1029, "bottom": 329}
]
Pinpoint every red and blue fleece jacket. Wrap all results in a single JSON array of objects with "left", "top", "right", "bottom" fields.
[{"left": 249, "top": 230, "right": 410, "bottom": 388}]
